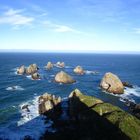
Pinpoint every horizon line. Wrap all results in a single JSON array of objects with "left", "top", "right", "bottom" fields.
[{"left": 0, "top": 49, "right": 140, "bottom": 54}]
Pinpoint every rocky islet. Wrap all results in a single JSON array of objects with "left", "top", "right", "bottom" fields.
[
  {"left": 73, "top": 65, "right": 85, "bottom": 75},
  {"left": 100, "top": 72, "right": 124, "bottom": 94}
]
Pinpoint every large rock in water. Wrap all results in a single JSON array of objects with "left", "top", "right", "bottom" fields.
[
  {"left": 69, "top": 89, "right": 140, "bottom": 140},
  {"left": 38, "top": 93, "right": 61, "bottom": 118},
  {"left": 100, "top": 72, "right": 124, "bottom": 94},
  {"left": 45, "top": 62, "right": 53, "bottom": 70},
  {"left": 56, "top": 62, "right": 65, "bottom": 68},
  {"left": 31, "top": 73, "right": 40, "bottom": 80},
  {"left": 55, "top": 71, "right": 76, "bottom": 84},
  {"left": 26, "top": 64, "right": 39, "bottom": 75},
  {"left": 17, "top": 65, "right": 26, "bottom": 75},
  {"left": 73, "top": 66, "right": 85, "bottom": 75}
]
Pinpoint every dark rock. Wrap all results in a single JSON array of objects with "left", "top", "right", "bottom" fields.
[
  {"left": 135, "top": 104, "right": 140, "bottom": 110},
  {"left": 122, "top": 82, "right": 133, "bottom": 88},
  {"left": 120, "top": 98, "right": 140, "bottom": 119},
  {"left": 132, "top": 104, "right": 140, "bottom": 119},
  {"left": 21, "top": 104, "right": 30, "bottom": 112}
]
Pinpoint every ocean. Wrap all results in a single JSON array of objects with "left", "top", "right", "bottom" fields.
[{"left": 0, "top": 53, "right": 140, "bottom": 139}]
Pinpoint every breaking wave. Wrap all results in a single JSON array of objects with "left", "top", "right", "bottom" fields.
[
  {"left": 0, "top": 96, "right": 54, "bottom": 140},
  {"left": 6, "top": 86, "right": 24, "bottom": 91}
]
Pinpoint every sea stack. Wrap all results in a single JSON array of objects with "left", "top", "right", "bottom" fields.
[
  {"left": 38, "top": 93, "right": 61, "bottom": 116},
  {"left": 55, "top": 71, "right": 76, "bottom": 84},
  {"left": 100, "top": 72, "right": 124, "bottom": 94},
  {"left": 26, "top": 64, "right": 39, "bottom": 75},
  {"left": 45, "top": 62, "right": 53, "bottom": 70},
  {"left": 17, "top": 65, "right": 26, "bottom": 75},
  {"left": 56, "top": 62, "right": 65, "bottom": 68},
  {"left": 31, "top": 72, "right": 40, "bottom": 80},
  {"left": 73, "top": 66, "right": 85, "bottom": 75}
]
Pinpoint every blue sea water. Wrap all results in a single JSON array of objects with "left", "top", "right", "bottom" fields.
[{"left": 0, "top": 53, "right": 140, "bottom": 139}]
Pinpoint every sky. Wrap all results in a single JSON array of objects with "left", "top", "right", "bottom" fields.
[{"left": 0, "top": 0, "right": 140, "bottom": 53}]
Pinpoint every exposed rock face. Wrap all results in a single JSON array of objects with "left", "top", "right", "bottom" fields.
[
  {"left": 56, "top": 62, "right": 65, "bottom": 68},
  {"left": 68, "top": 89, "right": 140, "bottom": 140},
  {"left": 45, "top": 62, "right": 53, "bottom": 70},
  {"left": 122, "top": 81, "right": 133, "bottom": 88},
  {"left": 120, "top": 98, "right": 140, "bottom": 119},
  {"left": 69, "top": 89, "right": 103, "bottom": 117},
  {"left": 21, "top": 104, "right": 30, "bottom": 112},
  {"left": 38, "top": 93, "right": 61, "bottom": 116},
  {"left": 69, "top": 89, "right": 83, "bottom": 98},
  {"left": 31, "top": 73, "right": 40, "bottom": 80},
  {"left": 21, "top": 104, "right": 29, "bottom": 110},
  {"left": 26, "top": 64, "right": 39, "bottom": 75},
  {"left": 73, "top": 66, "right": 85, "bottom": 75},
  {"left": 17, "top": 65, "right": 26, "bottom": 75},
  {"left": 100, "top": 72, "right": 124, "bottom": 94},
  {"left": 55, "top": 71, "right": 76, "bottom": 84},
  {"left": 131, "top": 103, "right": 140, "bottom": 119}
]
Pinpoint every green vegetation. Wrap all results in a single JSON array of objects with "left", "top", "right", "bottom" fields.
[{"left": 70, "top": 89, "right": 140, "bottom": 140}]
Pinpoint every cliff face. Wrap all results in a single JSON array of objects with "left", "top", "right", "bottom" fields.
[
  {"left": 69, "top": 89, "right": 140, "bottom": 140},
  {"left": 42, "top": 89, "right": 140, "bottom": 140}
]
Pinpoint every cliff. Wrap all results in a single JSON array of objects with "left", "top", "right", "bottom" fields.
[{"left": 69, "top": 89, "right": 140, "bottom": 140}]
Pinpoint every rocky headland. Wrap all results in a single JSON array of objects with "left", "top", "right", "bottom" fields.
[{"left": 40, "top": 89, "right": 140, "bottom": 140}]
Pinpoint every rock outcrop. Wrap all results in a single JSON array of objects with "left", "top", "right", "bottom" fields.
[
  {"left": 17, "top": 65, "right": 26, "bottom": 75},
  {"left": 26, "top": 64, "right": 39, "bottom": 75},
  {"left": 56, "top": 62, "right": 65, "bottom": 68},
  {"left": 21, "top": 104, "right": 30, "bottom": 112},
  {"left": 122, "top": 81, "right": 133, "bottom": 88},
  {"left": 69, "top": 89, "right": 140, "bottom": 140},
  {"left": 31, "top": 73, "right": 40, "bottom": 80},
  {"left": 133, "top": 104, "right": 140, "bottom": 119},
  {"left": 100, "top": 72, "right": 124, "bottom": 94},
  {"left": 129, "top": 103, "right": 140, "bottom": 119},
  {"left": 55, "top": 71, "right": 75, "bottom": 84},
  {"left": 38, "top": 93, "right": 61, "bottom": 114},
  {"left": 45, "top": 62, "right": 53, "bottom": 70},
  {"left": 73, "top": 66, "right": 85, "bottom": 75}
]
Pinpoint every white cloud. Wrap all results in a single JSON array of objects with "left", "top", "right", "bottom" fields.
[
  {"left": 0, "top": 8, "right": 34, "bottom": 26},
  {"left": 53, "top": 25, "right": 75, "bottom": 32},
  {"left": 43, "top": 20, "right": 79, "bottom": 33}
]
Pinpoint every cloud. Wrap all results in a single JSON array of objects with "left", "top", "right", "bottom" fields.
[
  {"left": 0, "top": 8, "right": 34, "bottom": 26},
  {"left": 53, "top": 25, "right": 75, "bottom": 32},
  {"left": 43, "top": 20, "right": 79, "bottom": 33}
]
